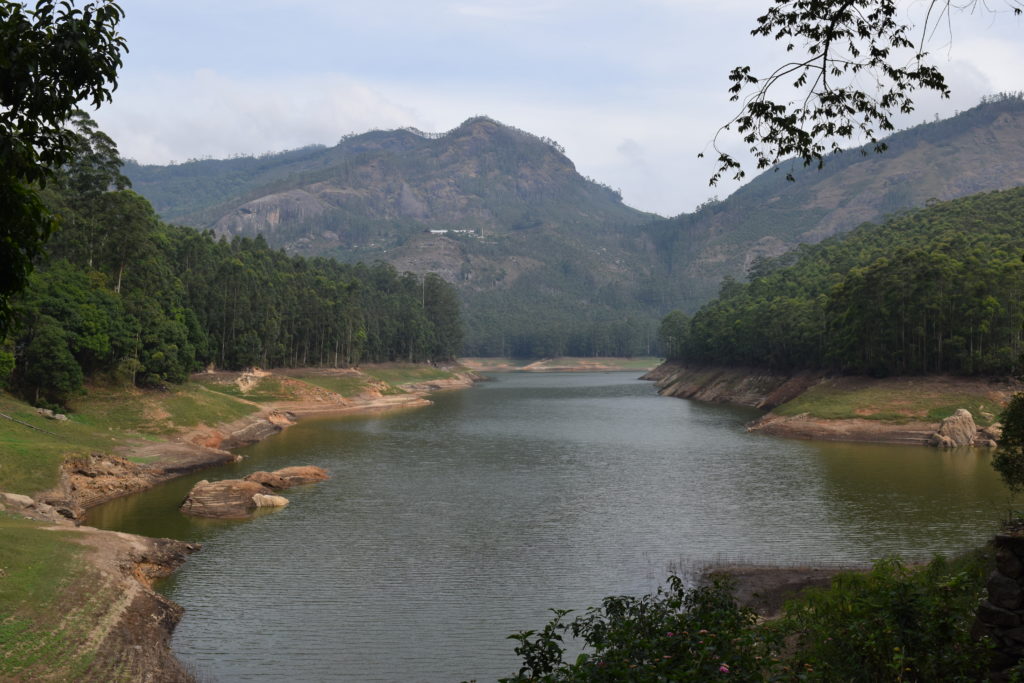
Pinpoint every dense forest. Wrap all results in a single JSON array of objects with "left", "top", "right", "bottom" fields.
[
  {"left": 659, "top": 186, "right": 1024, "bottom": 376},
  {"left": 0, "top": 114, "right": 463, "bottom": 407}
]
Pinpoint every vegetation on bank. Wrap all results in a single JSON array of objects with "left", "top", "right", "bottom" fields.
[
  {"left": 0, "top": 364, "right": 457, "bottom": 496},
  {"left": 0, "top": 515, "right": 116, "bottom": 681},
  {"left": 771, "top": 378, "right": 1006, "bottom": 425},
  {"left": 501, "top": 550, "right": 995, "bottom": 682},
  {"left": 659, "top": 186, "right": 1024, "bottom": 377},
  {"left": 0, "top": 114, "right": 463, "bottom": 410}
]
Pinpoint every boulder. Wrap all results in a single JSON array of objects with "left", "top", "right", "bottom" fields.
[
  {"left": 179, "top": 479, "right": 271, "bottom": 518},
  {"left": 929, "top": 408, "right": 977, "bottom": 448},
  {"left": 0, "top": 492, "right": 35, "bottom": 509},
  {"left": 980, "top": 423, "right": 1004, "bottom": 442},
  {"left": 244, "top": 466, "right": 329, "bottom": 490},
  {"left": 252, "top": 493, "right": 289, "bottom": 508}
]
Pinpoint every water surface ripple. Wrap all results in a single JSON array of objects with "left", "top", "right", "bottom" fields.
[{"left": 87, "top": 373, "right": 1005, "bottom": 682}]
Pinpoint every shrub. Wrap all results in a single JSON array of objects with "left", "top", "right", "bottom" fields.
[
  {"left": 500, "top": 576, "right": 776, "bottom": 682},
  {"left": 773, "top": 554, "right": 992, "bottom": 682}
]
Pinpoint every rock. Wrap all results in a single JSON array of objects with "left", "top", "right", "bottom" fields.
[
  {"left": 244, "top": 471, "right": 287, "bottom": 489},
  {"left": 244, "top": 466, "right": 329, "bottom": 490},
  {"left": 929, "top": 434, "right": 957, "bottom": 448},
  {"left": 988, "top": 571, "right": 1024, "bottom": 610},
  {"left": 53, "top": 413, "right": 68, "bottom": 421},
  {"left": 998, "top": 547, "right": 1024, "bottom": 579},
  {"left": 981, "top": 600, "right": 1024, "bottom": 628},
  {"left": 179, "top": 479, "right": 271, "bottom": 518},
  {"left": 220, "top": 419, "right": 282, "bottom": 449},
  {"left": 0, "top": 492, "right": 36, "bottom": 509},
  {"left": 981, "top": 423, "right": 1004, "bottom": 443},
  {"left": 36, "top": 408, "right": 54, "bottom": 418},
  {"left": 252, "top": 493, "right": 289, "bottom": 508},
  {"left": 929, "top": 408, "right": 977, "bottom": 447}
]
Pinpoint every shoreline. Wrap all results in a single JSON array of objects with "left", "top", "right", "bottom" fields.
[
  {"left": 5, "top": 367, "right": 479, "bottom": 682},
  {"left": 644, "top": 362, "right": 1019, "bottom": 447}
]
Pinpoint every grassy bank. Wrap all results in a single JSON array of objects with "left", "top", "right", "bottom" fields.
[
  {"left": 773, "top": 376, "right": 1009, "bottom": 426},
  {"left": 0, "top": 384, "right": 261, "bottom": 495},
  {"left": 1, "top": 363, "right": 466, "bottom": 497},
  {"left": 0, "top": 514, "right": 114, "bottom": 680}
]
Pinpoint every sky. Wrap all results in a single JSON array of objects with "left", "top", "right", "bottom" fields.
[{"left": 93, "top": 1, "right": 1024, "bottom": 217}]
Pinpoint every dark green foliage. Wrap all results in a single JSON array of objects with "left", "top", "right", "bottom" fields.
[
  {"left": 775, "top": 555, "right": 992, "bottom": 682},
  {"left": 994, "top": 394, "right": 1024, "bottom": 495},
  {"left": 658, "top": 310, "right": 690, "bottom": 361},
  {"left": 0, "top": 0, "right": 126, "bottom": 336},
  {"left": 652, "top": 95, "right": 1024, "bottom": 314},
  {"left": 501, "top": 577, "right": 773, "bottom": 683},
  {"left": 18, "top": 315, "right": 84, "bottom": 407},
  {"left": 712, "top": 2, "right": 1021, "bottom": 184},
  {"left": 670, "top": 186, "right": 1024, "bottom": 376},
  {"left": 503, "top": 554, "right": 993, "bottom": 682},
  {"left": 4, "top": 117, "right": 464, "bottom": 406}
]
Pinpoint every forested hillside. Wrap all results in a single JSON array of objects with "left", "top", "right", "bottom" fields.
[
  {"left": 1, "top": 117, "right": 462, "bottom": 408},
  {"left": 123, "top": 117, "right": 667, "bottom": 357},
  {"left": 124, "top": 98, "right": 1024, "bottom": 357},
  {"left": 643, "top": 93, "right": 1024, "bottom": 311},
  {"left": 660, "top": 187, "right": 1024, "bottom": 376}
]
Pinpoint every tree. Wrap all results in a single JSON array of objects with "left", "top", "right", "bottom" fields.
[
  {"left": 710, "top": 0, "right": 1023, "bottom": 184},
  {"left": 993, "top": 393, "right": 1024, "bottom": 498},
  {"left": 0, "top": 0, "right": 126, "bottom": 335}
]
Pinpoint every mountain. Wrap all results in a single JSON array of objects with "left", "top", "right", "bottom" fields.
[
  {"left": 125, "top": 96, "right": 1024, "bottom": 356},
  {"left": 643, "top": 94, "right": 1024, "bottom": 310},
  {"left": 125, "top": 117, "right": 665, "bottom": 356}
]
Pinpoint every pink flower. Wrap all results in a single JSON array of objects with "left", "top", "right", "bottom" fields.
[
  {"left": 719, "top": 664, "right": 730, "bottom": 674},
  {"left": 666, "top": 632, "right": 674, "bottom": 637}
]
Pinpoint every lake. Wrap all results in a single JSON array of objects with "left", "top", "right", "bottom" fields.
[{"left": 87, "top": 372, "right": 1006, "bottom": 682}]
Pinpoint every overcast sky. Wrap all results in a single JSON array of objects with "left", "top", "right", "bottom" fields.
[{"left": 93, "top": 1, "right": 1024, "bottom": 217}]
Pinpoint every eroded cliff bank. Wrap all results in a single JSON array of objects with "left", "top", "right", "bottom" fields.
[{"left": 644, "top": 362, "right": 1020, "bottom": 447}]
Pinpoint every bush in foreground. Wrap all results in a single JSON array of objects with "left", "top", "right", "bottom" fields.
[{"left": 501, "top": 552, "right": 993, "bottom": 682}]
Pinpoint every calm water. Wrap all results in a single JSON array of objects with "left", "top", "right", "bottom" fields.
[{"left": 87, "top": 373, "right": 1006, "bottom": 682}]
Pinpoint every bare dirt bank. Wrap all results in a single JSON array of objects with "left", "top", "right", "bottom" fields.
[
  {"left": 59, "top": 526, "right": 200, "bottom": 682},
  {"left": 746, "top": 412, "right": 940, "bottom": 445},
  {"left": 644, "top": 362, "right": 1020, "bottom": 446}
]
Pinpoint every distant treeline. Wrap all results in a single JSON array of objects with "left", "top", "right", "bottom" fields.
[
  {"left": 2, "top": 116, "right": 462, "bottom": 407},
  {"left": 660, "top": 187, "right": 1024, "bottom": 376}
]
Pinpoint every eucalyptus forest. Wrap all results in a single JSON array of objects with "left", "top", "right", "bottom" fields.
[
  {"left": 659, "top": 186, "right": 1024, "bottom": 376},
  {"left": 1, "top": 114, "right": 462, "bottom": 407}
]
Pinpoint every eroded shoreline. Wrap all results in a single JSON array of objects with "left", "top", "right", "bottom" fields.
[
  {"left": 3, "top": 367, "right": 479, "bottom": 682},
  {"left": 644, "top": 362, "right": 1020, "bottom": 447}
]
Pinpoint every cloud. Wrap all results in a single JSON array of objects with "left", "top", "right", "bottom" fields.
[
  {"left": 94, "top": 1, "right": 1015, "bottom": 217},
  {"left": 96, "top": 69, "right": 421, "bottom": 164}
]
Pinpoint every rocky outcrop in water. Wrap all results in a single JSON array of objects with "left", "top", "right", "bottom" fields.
[
  {"left": 180, "top": 466, "right": 330, "bottom": 518},
  {"left": 244, "top": 465, "right": 329, "bottom": 490},
  {"left": 928, "top": 409, "right": 1001, "bottom": 448}
]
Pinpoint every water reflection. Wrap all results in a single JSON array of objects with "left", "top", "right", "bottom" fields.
[{"left": 87, "top": 373, "right": 1006, "bottom": 682}]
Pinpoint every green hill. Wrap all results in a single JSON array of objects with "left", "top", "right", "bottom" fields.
[
  {"left": 663, "top": 185, "right": 1024, "bottom": 376},
  {"left": 643, "top": 94, "right": 1024, "bottom": 311},
  {"left": 125, "top": 97, "right": 1024, "bottom": 357}
]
